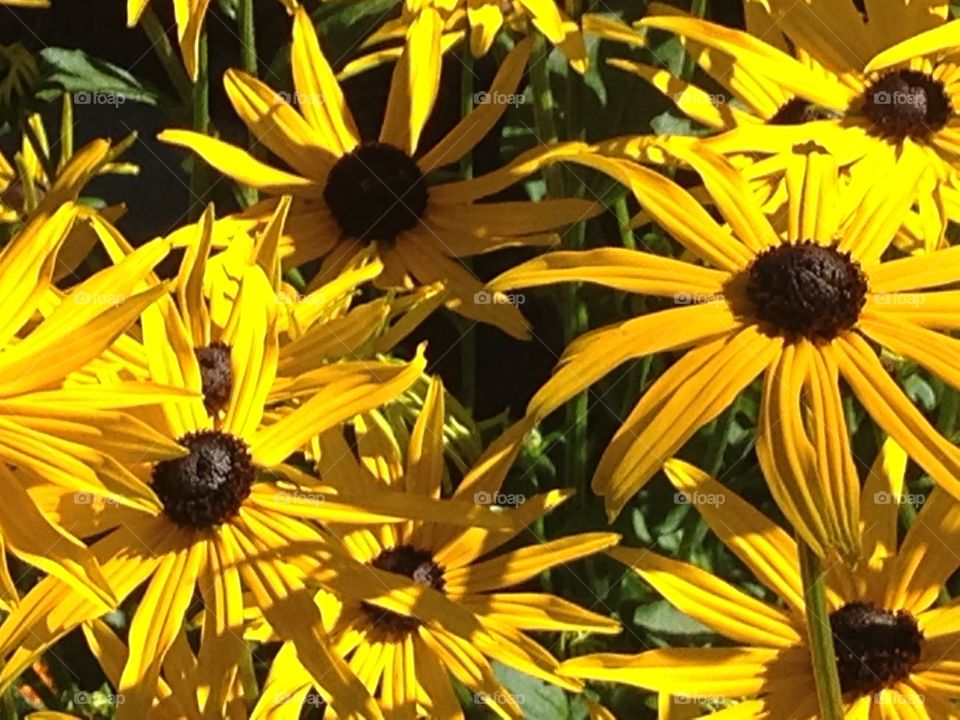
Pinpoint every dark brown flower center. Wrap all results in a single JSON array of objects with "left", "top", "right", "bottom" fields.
[
  {"left": 152, "top": 431, "right": 254, "bottom": 529},
  {"left": 361, "top": 545, "right": 445, "bottom": 636},
  {"left": 768, "top": 98, "right": 841, "bottom": 125},
  {"left": 194, "top": 342, "right": 232, "bottom": 415},
  {"left": 323, "top": 142, "right": 427, "bottom": 243},
  {"left": 861, "top": 69, "right": 951, "bottom": 139},
  {"left": 830, "top": 602, "right": 923, "bottom": 697},
  {"left": 746, "top": 241, "right": 867, "bottom": 341}
]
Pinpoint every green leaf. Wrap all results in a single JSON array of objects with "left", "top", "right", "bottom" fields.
[
  {"left": 492, "top": 663, "right": 573, "bottom": 720},
  {"left": 36, "top": 48, "right": 159, "bottom": 105},
  {"left": 632, "top": 599, "right": 713, "bottom": 637}
]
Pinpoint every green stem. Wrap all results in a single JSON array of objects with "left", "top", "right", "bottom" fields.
[
  {"left": 237, "top": 0, "right": 260, "bottom": 207},
  {"left": 141, "top": 9, "right": 193, "bottom": 108},
  {"left": 613, "top": 192, "right": 636, "bottom": 250},
  {"left": 459, "top": 44, "right": 477, "bottom": 412},
  {"left": 530, "top": 31, "right": 590, "bottom": 508},
  {"left": 238, "top": 0, "right": 257, "bottom": 77},
  {"left": 528, "top": 33, "right": 564, "bottom": 197},
  {"left": 189, "top": 29, "right": 210, "bottom": 220},
  {"left": 798, "top": 539, "right": 844, "bottom": 720},
  {"left": 680, "top": 0, "right": 709, "bottom": 79}
]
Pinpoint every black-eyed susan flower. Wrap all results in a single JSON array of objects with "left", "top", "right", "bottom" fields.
[
  {"left": 246, "top": 379, "right": 621, "bottom": 719},
  {"left": 490, "top": 142, "right": 960, "bottom": 558},
  {"left": 622, "top": 11, "right": 960, "bottom": 251},
  {"left": 125, "top": 0, "right": 295, "bottom": 81},
  {"left": 0, "top": 201, "right": 199, "bottom": 612},
  {"left": 352, "top": 0, "right": 590, "bottom": 79},
  {"left": 560, "top": 443, "right": 960, "bottom": 716},
  {"left": 741, "top": 0, "right": 949, "bottom": 77},
  {"left": 0, "top": 204, "right": 517, "bottom": 720},
  {"left": 0, "top": 116, "right": 136, "bottom": 233},
  {"left": 583, "top": 3, "right": 960, "bottom": 250},
  {"left": 159, "top": 8, "right": 599, "bottom": 338}
]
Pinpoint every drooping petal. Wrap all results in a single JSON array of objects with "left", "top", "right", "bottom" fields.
[
  {"left": 523, "top": 303, "right": 743, "bottom": 420},
  {"left": 488, "top": 248, "right": 731, "bottom": 299},
  {"left": 223, "top": 69, "right": 334, "bottom": 181},
  {"left": 832, "top": 334, "right": 960, "bottom": 509},
  {"left": 117, "top": 538, "right": 206, "bottom": 719},
  {"left": 291, "top": 7, "right": 359, "bottom": 154},
  {"left": 158, "top": 130, "right": 319, "bottom": 196},
  {"left": 559, "top": 647, "right": 808, "bottom": 698},
  {"left": 663, "top": 459, "right": 806, "bottom": 613},
  {"left": 379, "top": 6, "right": 443, "bottom": 155},
  {"left": 594, "top": 327, "right": 781, "bottom": 520},
  {"left": 419, "top": 38, "right": 531, "bottom": 172},
  {"left": 608, "top": 546, "right": 800, "bottom": 647}
]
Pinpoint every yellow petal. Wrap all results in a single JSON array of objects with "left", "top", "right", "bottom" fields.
[
  {"left": 607, "top": 546, "right": 801, "bottom": 647},
  {"left": 291, "top": 6, "right": 359, "bottom": 153}
]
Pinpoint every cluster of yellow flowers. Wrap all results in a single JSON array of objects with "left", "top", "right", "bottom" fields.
[{"left": 4, "top": 0, "right": 960, "bottom": 718}]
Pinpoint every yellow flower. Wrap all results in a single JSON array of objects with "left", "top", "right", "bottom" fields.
[
  {"left": 587, "top": 4, "right": 960, "bottom": 250},
  {"left": 491, "top": 142, "right": 960, "bottom": 558},
  {"left": 350, "top": 0, "right": 590, "bottom": 79},
  {"left": 245, "top": 380, "right": 620, "bottom": 719},
  {"left": 0, "top": 42, "right": 38, "bottom": 108},
  {"left": 0, "top": 204, "right": 517, "bottom": 720},
  {"left": 0, "top": 106, "right": 137, "bottom": 232},
  {"left": 560, "top": 443, "right": 960, "bottom": 716},
  {"left": 742, "top": 0, "right": 949, "bottom": 74},
  {"left": 160, "top": 8, "right": 599, "bottom": 338},
  {"left": 126, "top": 0, "right": 294, "bottom": 81},
  {"left": 0, "top": 196, "right": 194, "bottom": 613}
]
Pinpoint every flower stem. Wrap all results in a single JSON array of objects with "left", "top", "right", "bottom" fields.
[
  {"left": 189, "top": 29, "right": 210, "bottom": 220},
  {"left": 681, "top": 0, "right": 709, "bottom": 79},
  {"left": 141, "top": 9, "right": 192, "bottom": 108},
  {"left": 798, "top": 538, "right": 844, "bottom": 719},
  {"left": 238, "top": 0, "right": 257, "bottom": 77},
  {"left": 530, "top": 31, "right": 589, "bottom": 507},
  {"left": 237, "top": 0, "right": 260, "bottom": 206},
  {"left": 459, "top": 43, "right": 477, "bottom": 412},
  {"left": 528, "top": 33, "right": 564, "bottom": 198}
]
